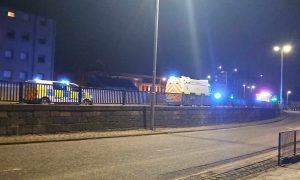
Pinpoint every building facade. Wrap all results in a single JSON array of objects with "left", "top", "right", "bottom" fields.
[
  {"left": 111, "top": 73, "right": 167, "bottom": 92},
  {"left": 0, "top": 6, "right": 56, "bottom": 81}
]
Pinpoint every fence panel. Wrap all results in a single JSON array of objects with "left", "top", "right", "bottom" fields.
[
  {"left": 125, "top": 91, "right": 150, "bottom": 105},
  {"left": 278, "top": 130, "right": 300, "bottom": 165},
  {"left": 83, "top": 88, "right": 123, "bottom": 104},
  {"left": 0, "top": 81, "right": 19, "bottom": 102}
]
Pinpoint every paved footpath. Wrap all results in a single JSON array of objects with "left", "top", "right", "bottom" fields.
[
  {"left": 0, "top": 114, "right": 300, "bottom": 180},
  {"left": 250, "top": 162, "right": 300, "bottom": 180}
]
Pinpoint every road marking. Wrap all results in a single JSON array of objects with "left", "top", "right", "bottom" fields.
[
  {"left": 0, "top": 168, "right": 22, "bottom": 173},
  {"left": 156, "top": 148, "right": 172, "bottom": 152}
]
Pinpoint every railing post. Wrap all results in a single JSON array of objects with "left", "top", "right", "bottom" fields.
[
  {"left": 78, "top": 86, "right": 82, "bottom": 104},
  {"left": 122, "top": 90, "right": 126, "bottom": 105},
  {"left": 18, "top": 82, "right": 23, "bottom": 103},
  {"left": 278, "top": 132, "right": 282, "bottom": 166},
  {"left": 294, "top": 131, "right": 297, "bottom": 155}
]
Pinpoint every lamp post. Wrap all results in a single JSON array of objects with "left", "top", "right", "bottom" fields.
[
  {"left": 273, "top": 44, "right": 292, "bottom": 105},
  {"left": 287, "top": 90, "right": 292, "bottom": 107},
  {"left": 218, "top": 65, "right": 238, "bottom": 92},
  {"left": 250, "top": 85, "right": 255, "bottom": 93},
  {"left": 242, "top": 84, "right": 246, "bottom": 98},
  {"left": 150, "top": 0, "right": 160, "bottom": 131}
]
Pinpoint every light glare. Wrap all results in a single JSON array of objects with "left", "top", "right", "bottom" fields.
[
  {"left": 283, "top": 45, "right": 292, "bottom": 53},
  {"left": 273, "top": 46, "right": 280, "bottom": 52}
]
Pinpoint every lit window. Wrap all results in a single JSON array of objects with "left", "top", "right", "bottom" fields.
[
  {"left": 7, "top": 11, "right": 15, "bottom": 18},
  {"left": 4, "top": 50, "right": 13, "bottom": 59},
  {"left": 23, "top": 14, "right": 30, "bottom": 21},
  {"left": 20, "top": 52, "right": 28, "bottom": 60},
  {"left": 19, "top": 72, "right": 27, "bottom": 80},
  {"left": 3, "top": 70, "right": 12, "bottom": 79}
]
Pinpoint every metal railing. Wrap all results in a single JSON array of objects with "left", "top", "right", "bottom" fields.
[
  {"left": 278, "top": 129, "right": 300, "bottom": 165},
  {"left": 0, "top": 80, "right": 278, "bottom": 107},
  {"left": 0, "top": 81, "right": 20, "bottom": 102}
]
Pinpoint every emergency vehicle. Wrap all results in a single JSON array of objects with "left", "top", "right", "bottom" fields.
[
  {"left": 165, "top": 76, "right": 210, "bottom": 103},
  {"left": 23, "top": 80, "right": 92, "bottom": 104},
  {"left": 166, "top": 76, "right": 210, "bottom": 95}
]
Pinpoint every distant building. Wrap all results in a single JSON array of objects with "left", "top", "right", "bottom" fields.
[
  {"left": 111, "top": 73, "right": 167, "bottom": 92},
  {"left": 0, "top": 6, "right": 56, "bottom": 81}
]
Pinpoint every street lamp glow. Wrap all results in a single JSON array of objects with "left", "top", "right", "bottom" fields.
[
  {"left": 273, "top": 44, "right": 293, "bottom": 105},
  {"left": 243, "top": 84, "right": 246, "bottom": 87},
  {"left": 233, "top": 68, "right": 238, "bottom": 72},
  {"left": 251, "top": 85, "right": 256, "bottom": 89},
  {"left": 273, "top": 46, "right": 280, "bottom": 52},
  {"left": 218, "top": 65, "right": 222, "bottom": 70},
  {"left": 207, "top": 75, "right": 211, "bottom": 79},
  {"left": 283, "top": 45, "right": 292, "bottom": 53},
  {"left": 287, "top": 90, "right": 292, "bottom": 107}
]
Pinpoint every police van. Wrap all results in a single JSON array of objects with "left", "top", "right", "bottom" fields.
[{"left": 23, "top": 79, "right": 92, "bottom": 105}]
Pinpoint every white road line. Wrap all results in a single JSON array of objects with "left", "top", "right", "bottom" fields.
[
  {"left": 156, "top": 148, "right": 172, "bottom": 152},
  {"left": 0, "top": 168, "right": 22, "bottom": 173}
]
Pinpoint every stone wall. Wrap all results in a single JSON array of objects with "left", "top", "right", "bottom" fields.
[{"left": 0, "top": 105, "right": 280, "bottom": 135}]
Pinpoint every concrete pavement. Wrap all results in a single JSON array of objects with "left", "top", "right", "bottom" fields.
[
  {"left": 2, "top": 112, "right": 300, "bottom": 180},
  {"left": 250, "top": 162, "right": 300, "bottom": 180}
]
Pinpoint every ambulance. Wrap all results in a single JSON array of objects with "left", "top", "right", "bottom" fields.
[
  {"left": 165, "top": 76, "right": 210, "bottom": 104},
  {"left": 23, "top": 79, "right": 92, "bottom": 104},
  {"left": 165, "top": 76, "right": 210, "bottom": 95}
]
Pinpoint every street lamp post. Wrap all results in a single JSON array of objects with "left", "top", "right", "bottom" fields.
[
  {"left": 242, "top": 84, "right": 246, "bottom": 98},
  {"left": 287, "top": 90, "right": 292, "bottom": 107},
  {"left": 150, "top": 0, "right": 160, "bottom": 131},
  {"left": 273, "top": 44, "right": 292, "bottom": 105},
  {"left": 250, "top": 85, "right": 255, "bottom": 93},
  {"left": 218, "top": 66, "right": 238, "bottom": 92}
]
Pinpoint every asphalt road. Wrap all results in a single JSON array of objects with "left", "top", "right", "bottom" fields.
[{"left": 1, "top": 111, "right": 300, "bottom": 180}]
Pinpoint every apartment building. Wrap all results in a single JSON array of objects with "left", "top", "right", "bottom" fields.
[{"left": 0, "top": 6, "right": 56, "bottom": 81}]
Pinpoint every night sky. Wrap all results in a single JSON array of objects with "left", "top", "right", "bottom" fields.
[{"left": 1, "top": 0, "right": 300, "bottom": 95}]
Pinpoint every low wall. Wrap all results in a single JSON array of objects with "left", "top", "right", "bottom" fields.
[{"left": 0, "top": 105, "right": 280, "bottom": 135}]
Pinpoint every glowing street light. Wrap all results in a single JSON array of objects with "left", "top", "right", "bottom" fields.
[
  {"left": 217, "top": 66, "right": 238, "bottom": 91},
  {"left": 273, "top": 44, "right": 293, "bottom": 105},
  {"left": 207, "top": 75, "right": 211, "bottom": 79},
  {"left": 287, "top": 90, "right": 292, "bottom": 106},
  {"left": 250, "top": 85, "right": 255, "bottom": 93},
  {"left": 242, "top": 84, "right": 246, "bottom": 98}
]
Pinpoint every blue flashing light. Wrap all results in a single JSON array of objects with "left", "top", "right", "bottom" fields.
[
  {"left": 230, "top": 95, "right": 234, "bottom": 100},
  {"left": 214, "top": 92, "right": 222, "bottom": 99},
  {"left": 169, "top": 76, "right": 176, "bottom": 79},
  {"left": 33, "top": 77, "right": 42, "bottom": 82},
  {"left": 271, "top": 96, "right": 278, "bottom": 102},
  {"left": 59, "top": 79, "right": 70, "bottom": 85}
]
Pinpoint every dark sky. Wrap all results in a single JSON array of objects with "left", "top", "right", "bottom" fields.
[{"left": 1, "top": 0, "right": 300, "bottom": 94}]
